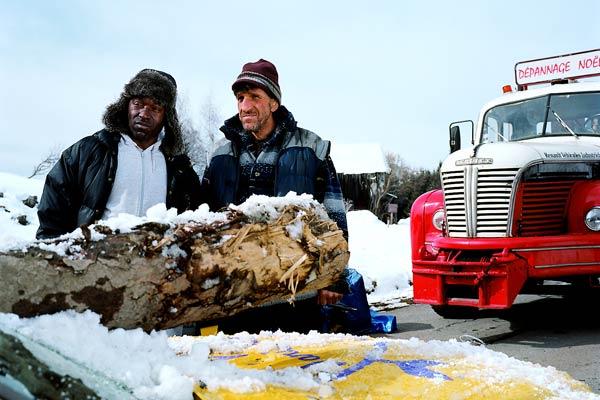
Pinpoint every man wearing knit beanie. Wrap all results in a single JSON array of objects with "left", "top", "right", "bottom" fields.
[
  {"left": 202, "top": 59, "right": 360, "bottom": 334},
  {"left": 230, "top": 59, "right": 282, "bottom": 141},
  {"left": 37, "top": 69, "right": 201, "bottom": 239},
  {"left": 232, "top": 59, "right": 282, "bottom": 104}
]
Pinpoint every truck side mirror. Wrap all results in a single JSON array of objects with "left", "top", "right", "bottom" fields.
[
  {"left": 450, "top": 126, "right": 461, "bottom": 153},
  {"left": 449, "top": 120, "right": 474, "bottom": 154}
]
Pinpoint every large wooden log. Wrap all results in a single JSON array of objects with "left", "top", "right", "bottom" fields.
[{"left": 0, "top": 205, "right": 349, "bottom": 331}]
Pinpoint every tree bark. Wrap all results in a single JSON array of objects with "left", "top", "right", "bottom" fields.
[{"left": 0, "top": 206, "right": 349, "bottom": 331}]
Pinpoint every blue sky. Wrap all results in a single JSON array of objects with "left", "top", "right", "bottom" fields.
[{"left": 1, "top": 1, "right": 599, "bottom": 176}]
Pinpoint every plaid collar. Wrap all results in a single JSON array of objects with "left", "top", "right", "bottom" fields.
[{"left": 239, "top": 124, "right": 285, "bottom": 152}]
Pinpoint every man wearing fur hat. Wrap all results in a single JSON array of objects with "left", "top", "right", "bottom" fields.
[
  {"left": 202, "top": 59, "right": 350, "bottom": 333},
  {"left": 37, "top": 69, "right": 201, "bottom": 239}
]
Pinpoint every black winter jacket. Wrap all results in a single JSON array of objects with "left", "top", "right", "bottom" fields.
[{"left": 37, "top": 129, "right": 201, "bottom": 239}]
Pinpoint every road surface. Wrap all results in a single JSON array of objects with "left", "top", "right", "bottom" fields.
[{"left": 380, "top": 294, "right": 600, "bottom": 393}]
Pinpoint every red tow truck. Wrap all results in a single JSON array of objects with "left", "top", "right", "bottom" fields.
[{"left": 410, "top": 49, "right": 600, "bottom": 316}]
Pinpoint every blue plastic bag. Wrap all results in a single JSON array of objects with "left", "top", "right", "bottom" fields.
[
  {"left": 321, "top": 269, "right": 398, "bottom": 334},
  {"left": 370, "top": 309, "right": 397, "bottom": 333}
]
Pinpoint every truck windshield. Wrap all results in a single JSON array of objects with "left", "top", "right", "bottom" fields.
[{"left": 481, "top": 92, "right": 600, "bottom": 143}]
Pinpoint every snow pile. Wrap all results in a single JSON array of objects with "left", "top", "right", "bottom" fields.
[
  {"left": 348, "top": 210, "right": 412, "bottom": 307},
  {"left": 101, "top": 202, "right": 232, "bottom": 233},
  {"left": 231, "top": 191, "right": 327, "bottom": 222},
  {"left": 0, "top": 311, "right": 344, "bottom": 398},
  {"left": 0, "top": 311, "right": 200, "bottom": 399},
  {"left": 0, "top": 172, "right": 44, "bottom": 252}
]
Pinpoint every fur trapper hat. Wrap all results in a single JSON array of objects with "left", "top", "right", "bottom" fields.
[{"left": 102, "top": 69, "right": 183, "bottom": 156}]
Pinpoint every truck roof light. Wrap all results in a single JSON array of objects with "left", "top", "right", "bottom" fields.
[{"left": 502, "top": 85, "right": 513, "bottom": 93}]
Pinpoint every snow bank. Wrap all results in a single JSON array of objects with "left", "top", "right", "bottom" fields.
[
  {"left": 348, "top": 210, "right": 412, "bottom": 307},
  {"left": 0, "top": 172, "right": 44, "bottom": 252}
]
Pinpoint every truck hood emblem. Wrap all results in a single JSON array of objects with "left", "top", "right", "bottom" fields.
[{"left": 455, "top": 157, "right": 493, "bottom": 166}]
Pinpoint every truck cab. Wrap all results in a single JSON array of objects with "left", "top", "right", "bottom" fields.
[{"left": 411, "top": 49, "right": 600, "bottom": 316}]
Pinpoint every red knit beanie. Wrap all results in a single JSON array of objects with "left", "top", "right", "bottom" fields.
[{"left": 232, "top": 59, "right": 281, "bottom": 103}]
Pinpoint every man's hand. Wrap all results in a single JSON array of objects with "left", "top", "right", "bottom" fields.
[{"left": 317, "top": 289, "right": 343, "bottom": 305}]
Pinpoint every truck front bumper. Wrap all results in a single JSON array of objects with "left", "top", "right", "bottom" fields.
[{"left": 413, "top": 235, "right": 600, "bottom": 308}]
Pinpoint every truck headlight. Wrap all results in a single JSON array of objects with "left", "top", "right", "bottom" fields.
[
  {"left": 584, "top": 207, "right": 600, "bottom": 231},
  {"left": 432, "top": 209, "right": 445, "bottom": 231}
]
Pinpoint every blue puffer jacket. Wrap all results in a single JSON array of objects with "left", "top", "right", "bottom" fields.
[{"left": 202, "top": 106, "right": 348, "bottom": 236}]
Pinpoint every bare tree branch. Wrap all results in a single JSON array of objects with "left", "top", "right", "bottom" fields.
[{"left": 28, "top": 148, "right": 60, "bottom": 179}]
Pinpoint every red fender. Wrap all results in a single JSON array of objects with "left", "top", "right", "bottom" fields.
[{"left": 410, "top": 189, "right": 444, "bottom": 261}]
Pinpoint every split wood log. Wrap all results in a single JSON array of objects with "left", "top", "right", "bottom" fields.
[{"left": 0, "top": 205, "right": 349, "bottom": 331}]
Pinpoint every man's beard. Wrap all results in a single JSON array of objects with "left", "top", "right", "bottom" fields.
[{"left": 241, "top": 117, "right": 264, "bottom": 134}]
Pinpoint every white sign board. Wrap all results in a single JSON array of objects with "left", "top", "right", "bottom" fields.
[{"left": 515, "top": 49, "right": 600, "bottom": 86}]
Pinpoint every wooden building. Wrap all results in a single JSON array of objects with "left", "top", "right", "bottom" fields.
[{"left": 330, "top": 143, "right": 390, "bottom": 211}]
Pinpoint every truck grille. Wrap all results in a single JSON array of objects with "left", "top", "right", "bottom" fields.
[
  {"left": 442, "top": 171, "right": 467, "bottom": 236},
  {"left": 442, "top": 168, "right": 519, "bottom": 237},
  {"left": 516, "top": 181, "right": 573, "bottom": 236}
]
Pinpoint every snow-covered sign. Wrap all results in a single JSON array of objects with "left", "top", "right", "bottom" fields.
[
  {"left": 2, "top": 311, "right": 598, "bottom": 399},
  {"left": 515, "top": 48, "right": 600, "bottom": 86},
  {"left": 330, "top": 143, "right": 389, "bottom": 175}
]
